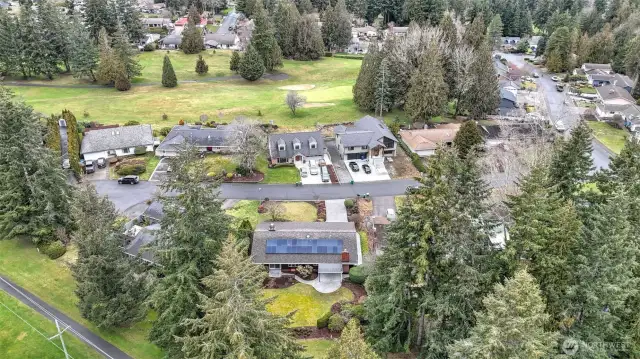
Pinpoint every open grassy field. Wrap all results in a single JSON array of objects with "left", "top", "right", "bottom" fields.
[
  {"left": 0, "top": 291, "right": 102, "bottom": 359},
  {"left": 227, "top": 200, "right": 318, "bottom": 227},
  {"left": 263, "top": 284, "right": 353, "bottom": 327},
  {"left": 587, "top": 121, "right": 628, "bottom": 154},
  {"left": 0, "top": 238, "right": 163, "bottom": 359},
  {"left": 7, "top": 51, "right": 410, "bottom": 131},
  {"left": 299, "top": 339, "right": 335, "bottom": 358}
]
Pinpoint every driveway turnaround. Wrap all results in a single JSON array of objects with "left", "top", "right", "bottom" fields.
[
  {"left": 93, "top": 180, "right": 159, "bottom": 213},
  {"left": 325, "top": 200, "right": 348, "bottom": 222},
  {"left": 372, "top": 196, "right": 396, "bottom": 217},
  {"left": 0, "top": 275, "right": 132, "bottom": 359}
]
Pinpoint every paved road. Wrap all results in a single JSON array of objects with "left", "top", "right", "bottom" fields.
[
  {"left": 0, "top": 275, "right": 132, "bottom": 359},
  {"left": 216, "top": 11, "right": 238, "bottom": 36},
  {"left": 93, "top": 180, "right": 160, "bottom": 213},
  {"left": 499, "top": 53, "right": 611, "bottom": 169}
]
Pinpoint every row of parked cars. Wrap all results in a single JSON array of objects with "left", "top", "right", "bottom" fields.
[
  {"left": 349, "top": 161, "right": 372, "bottom": 174},
  {"left": 299, "top": 159, "right": 331, "bottom": 182}
]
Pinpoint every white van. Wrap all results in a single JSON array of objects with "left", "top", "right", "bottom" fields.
[{"left": 309, "top": 160, "right": 319, "bottom": 175}]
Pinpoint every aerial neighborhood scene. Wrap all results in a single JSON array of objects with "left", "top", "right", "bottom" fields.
[{"left": 2, "top": 0, "right": 640, "bottom": 357}]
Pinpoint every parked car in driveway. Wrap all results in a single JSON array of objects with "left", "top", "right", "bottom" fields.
[
  {"left": 309, "top": 160, "right": 319, "bottom": 175},
  {"left": 532, "top": 72, "right": 540, "bottom": 78},
  {"left": 362, "top": 164, "right": 371, "bottom": 174},
  {"left": 85, "top": 160, "right": 95, "bottom": 174},
  {"left": 555, "top": 121, "right": 566, "bottom": 132},
  {"left": 62, "top": 159, "right": 70, "bottom": 169},
  {"left": 300, "top": 167, "right": 309, "bottom": 177},
  {"left": 96, "top": 157, "right": 107, "bottom": 169},
  {"left": 551, "top": 76, "right": 560, "bottom": 82},
  {"left": 349, "top": 162, "right": 360, "bottom": 172},
  {"left": 118, "top": 175, "right": 140, "bottom": 184},
  {"left": 556, "top": 83, "right": 565, "bottom": 92}
]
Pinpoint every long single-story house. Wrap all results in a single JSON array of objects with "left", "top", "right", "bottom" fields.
[
  {"left": 596, "top": 85, "right": 636, "bottom": 106},
  {"left": 613, "top": 73, "right": 635, "bottom": 93},
  {"left": 81, "top": 125, "right": 154, "bottom": 162},
  {"left": 159, "top": 34, "right": 182, "bottom": 49},
  {"left": 155, "top": 125, "right": 236, "bottom": 157},
  {"left": 268, "top": 131, "right": 326, "bottom": 164},
  {"left": 399, "top": 123, "right": 460, "bottom": 157},
  {"left": 578, "top": 63, "right": 613, "bottom": 75},
  {"left": 141, "top": 18, "right": 172, "bottom": 28},
  {"left": 251, "top": 222, "right": 360, "bottom": 277},
  {"left": 588, "top": 73, "right": 614, "bottom": 87},
  {"left": 124, "top": 223, "right": 158, "bottom": 264},
  {"left": 334, "top": 116, "right": 398, "bottom": 161},
  {"left": 204, "top": 33, "right": 238, "bottom": 49}
]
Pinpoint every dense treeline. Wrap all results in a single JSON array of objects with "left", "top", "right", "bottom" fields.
[{"left": 365, "top": 122, "right": 640, "bottom": 357}]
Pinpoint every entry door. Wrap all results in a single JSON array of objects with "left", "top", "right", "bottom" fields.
[{"left": 295, "top": 155, "right": 302, "bottom": 161}]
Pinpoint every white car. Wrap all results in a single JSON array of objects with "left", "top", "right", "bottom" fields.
[
  {"left": 300, "top": 167, "right": 309, "bottom": 177},
  {"left": 308, "top": 160, "right": 319, "bottom": 175},
  {"left": 555, "top": 121, "right": 566, "bottom": 132},
  {"left": 551, "top": 75, "right": 560, "bottom": 82},
  {"left": 386, "top": 209, "right": 397, "bottom": 221}
]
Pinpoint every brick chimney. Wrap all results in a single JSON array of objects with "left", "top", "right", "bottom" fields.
[{"left": 341, "top": 249, "right": 350, "bottom": 262}]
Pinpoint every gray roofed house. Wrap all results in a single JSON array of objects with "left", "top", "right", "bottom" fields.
[
  {"left": 614, "top": 73, "right": 635, "bottom": 92},
  {"left": 251, "top": 222, "right": 360, "bottom": 277},
  {"left": 268, "top": 131, "right": 326, "bottom": 164},
  {"left": 125, "top": 223, "right": 159, "bottom": 263},
  {"left": 81, "top": 125, "right": 154, "bottom": 162},
  {"left": 588, "top": 73, "right": 614, "bottom": 86},
  {"left": 143, "top": 201, "right": 164, "bottom": 222},
  {"left": 334, "top": 116, "right": 398, "bottom": 161},
  {"left": 155, "top": 125, "right": 237, "bottom": 157},
  {"left": 160, "top": 34, "right": 182, "bottom": 49},
  {"left": 596, "top": 85, "right": 636, "bottom": 105},
  {"left": 204, "top": 33, "right": 238, "bottom": 48},
  {"left": 499, "top": 88, "right": 518, "bottom": 115},
  {"left": 141, "top": 18, "right": 172, "bottom": 28}
]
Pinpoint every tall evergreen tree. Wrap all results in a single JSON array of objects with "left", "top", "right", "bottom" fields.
[
  {"left": 177, "top": 237, "right": 304, "bottom": 358},
  {"left": 321, "top": 0, "right": 352, "bottom": 51},
  {"left": 462, "top": 39, "right": 499, "bottom": 120},
  {"left": 251, "top": 0, "right": 283, "bottom": 71},
  {"left": 448, "top": 270, "right": 559, "bottom": 358},
  {"left": 293, "top": 14, "right": 326, "bottom": 60},
  {"left": 0, "top": 9, "right": 27, "bottom": 78},
  {"left": 187, "top": 4, "right": 201, "bottom": 25},
  {"left": 62, "top": 110, "right": 82, "bottom": 176},
  {"left": 115, "top": 0, "right": 144, "bottom": 41},
  {"left": 463, "top": 12, "right": 486, "bottom": 50},
  {"left": 404, "top": 0, "right": 445, "bottom": 25},
  {"left": 83, "top": 0, "right": 118, "bottom": 39},
  {"left": 345, "top": 0, "right": 366, "bottom": 19},
  {"left": 486, "top": 14, "right": 503, "bottom": 49},
  {"left": 181, "top": 18, "right": 205, "bottom": 54},
  {"left": 239, "top": 44, "right": 266, "bottom": 81},
  {"left": 548, "top": 122, "right": 593, "bottom": 199},
  {"left": 45, "top": 115, "right": 62, "bottom": 154},
  {"left": 545, "top": 26, "right": 572, "bottom": 72},
  {"left": 374, "top": 57, "right": 394, "bottom": 115},
  {"left": 162, "top": 55, "right": 178, "bottom": 88},
  {"left": 148, "top": 145, "right": 231, "bottom": 357},
  {"left": 297, "top": 0, "right": 314, "bottom": 14},
  {"left": 68, "top": 15, "right": 99, "bottom": 81},
  {"left": 326, "top": 319, "right": 380, "bottom": 359},
  {"left": 37, "top": 0, "right": 71, "bottom": 73},
  {"left": 505, "top": 166, "right": 581, "bottom": 322},
  {"left": 71, "top": 185, "right": 148, "bottom": 328},
  {"left": 112, "top": 25, "right": 142, "bottom": 79},
  {"left": 535, "top": 36, "right": 546, "bottom": 57},
  {"left": 353, "top": 41, "right": 382, "bottom": 111},
  {"left": 195, "top": 55, "right": 209, "bottom": 75},
  {"left": 230, "top": 50, "right": 241, "bottom": 72},
  {"left": 19, "top": 2, "right": 55, "bottom": 78},
  {"left": 453, "top": 121, "right": 484, "bottom": 158},
  {"left": 95, "top": 28, "right": 120, "bottom": 85},
  {"left": 0, "top": 89, "right": 73, "bottom": 243},
  {"left": 405, "top": 40, "right": 448, "bottom": 123},
  {"left": 274, "top": 0, "right": 300, "bottom": 58}
]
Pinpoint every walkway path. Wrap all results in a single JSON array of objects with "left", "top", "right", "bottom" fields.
[
  {"left": 325, "top": 199, "right": 348, "bottom": 222},
  {"left": 0, "top": 275, "right": 132, "bottom": 359}
]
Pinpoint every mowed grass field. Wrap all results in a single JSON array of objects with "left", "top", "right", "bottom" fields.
[
  {"left": 7, "top": 51, "right": 382, "bottom": 131},
  {"left": 587, "top": 121, "right": 629, "bottom": 154},
  {"left": 0, "top": 291, "right": 102, "bottom": 359},
  {"left": 0, "top": 238, "right": 163, "bottom": 359}
]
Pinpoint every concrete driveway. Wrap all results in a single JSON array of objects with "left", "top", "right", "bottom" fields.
[
  {"left": 325, "top": 199, "right": 348, "bottom": 222},
  {"left": 149, "top": 157, "right": 170, "bottom": 182},
  {"left": 326, "top": 139, "right": 353, "bottom": 183},
  {"left": 372, "top": 196, "right": 396, "bottom": 217},
  {"left": 84, "top": 165, "right": 109, "bottom": 181},
  {"left": 297, "top": 154, "right": 332, "bottom": 185},
  {"left": 346, "top": 159, "right": 391, "bottom": 182}
]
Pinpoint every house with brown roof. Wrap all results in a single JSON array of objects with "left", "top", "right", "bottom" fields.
[{"left": 399, "top": 123, "right": 461, "bottom": 157}]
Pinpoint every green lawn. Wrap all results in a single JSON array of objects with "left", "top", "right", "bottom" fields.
[
  {"left": 202, "top": 154, "right": 236, "bottom": 175},
  {"left": 0, "top": 291, "right": 102, "bottom": 359},
  {"left": 587, "top": 121, "right": 628, "bottom": 154},
  {"left": 299, "top": 339, "right": 334, "bottom": 358},
  {"left": 226, "top": 200, "right": 318, "bottom": 227},
  {"left": 7, "top": 53, "right": 405, "bottom": 131},
  {"left": 0, "top": 238, "right": 163, "bottom": 359},
  {"left": 579, "top": 86, "right": 598, "bottom": 94},
  {"left": 263, "top": 284, "right": 353, "bottom": 327}
]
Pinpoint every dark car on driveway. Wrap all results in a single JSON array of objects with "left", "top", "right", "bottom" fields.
[
  {"left": 118, "top": 175, "right": 140, "bottom": 185},
  {"left": 349, "top": 162, "right": 360, "bottom": 172},
  {"left": 85, "top": 160, "right": 95, "bottom": 174},
  {"left": 362, "top": 164, "right": 371, "bottom": 174},
  {"left": 96, "top": 157, "right": 107, "bottom": 169}
]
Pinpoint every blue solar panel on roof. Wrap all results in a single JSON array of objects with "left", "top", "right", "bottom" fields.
[{"left": 265, "top": 239, "right": 343, "bottom": 254}]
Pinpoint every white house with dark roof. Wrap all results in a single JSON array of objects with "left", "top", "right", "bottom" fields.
[
  {"left": 595, "top": 85, "right": 638, "bottom": 121},
  {"left": 155, "top": 125, "right": 237, "bottom": 157},
  {"left": 251, "top": 222, "right": 361, "bottom": 278},
  {"left": 81, "top": 125, "right": 154, "bottom": 162},
  {"left": 334, "top": 116, "right": 398, "bottom": 161},
  {"left": 268, "top": 131, "right": 326, "bottom": 164}
]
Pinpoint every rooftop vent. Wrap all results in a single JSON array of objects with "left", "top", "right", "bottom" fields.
[{"left": 268, "top": 223, "right": 275, "bottom": 231}]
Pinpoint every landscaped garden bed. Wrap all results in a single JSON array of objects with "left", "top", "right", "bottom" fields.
[{"left": 109, "top": 153, "right": 159, "bottom": 181}]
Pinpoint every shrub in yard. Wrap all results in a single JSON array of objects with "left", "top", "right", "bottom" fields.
[
  {"left": 341, "top": 303, "right": 366, "bottom": 322},
  {"left": 349, "top": 265, "right": 368, "bottom": 285},
  {"left": 195, "top": 54, "right": 209, "bottom": 75},
  {"left": 143, "top": 42, "right": 156, "bottom": 51},
  {"left": 178, "top": 119, "right": 185, "bottom": 125},
  {"left": 344, "top": 199, "right": 354, "bottom": 208},
  {"left": 83, "top": 110, "right": 90, "bottom": 118},
  {"left": 226, "top": 173, "right": 234, "bottom": 179},
  {"left": 134, "top": 146, "right": 147, "bottom": 155},
  {"left": 117, "top": 164, "right": 146, "bottom": 175},
  {"left": 317, "top": 311, "right": 332, "bottom": 328},
  {"left": 159, "top": 127, "right": 172, "bottom": 136},
  {"left": 328, "top": 314, "right": 346, "bottom": 332},
  {"left": 115, "top": 74, "right": 131, "bottom": 91},
  {"left": 124, "top": 120, "right": 140, "bottom": 126},
  {"left": 235, "top": 165, "right": 251, "bottom": 176},
  {"left": 162, "top": 113, "right": 169, "bottom": 121},
  {"left": 296, "top": 265, "right": 314, "bottom": 279},
  {"left": 44, "top": 241, "right": 66, "bottom": 259}
]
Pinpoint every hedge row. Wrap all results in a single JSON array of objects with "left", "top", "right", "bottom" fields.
[{"left": 398, "top": 140, "right": 427, "bottom": 173}]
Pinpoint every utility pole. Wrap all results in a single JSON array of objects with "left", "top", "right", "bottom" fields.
[{"left": 49, "top": 319, "right": 70, "bottom": 359}]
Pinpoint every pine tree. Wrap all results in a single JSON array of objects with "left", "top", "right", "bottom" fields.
[
  {"left": 321, "top": 0, "right": 351, "bottom": 52},
  {"left": 187, "top": 4, "right": 201, "bottom": 25},
  {"left": 37, "top": 0, "right": 71, "bottom": 74},
  {"left": 251, "top": 0, "right": 282, "bottom": 71},
  {"left": 83, "top": 0, "right": 118, "bottom": 39},
  {"left": 229, "top": 50, "right": 241, "bottom": 72},
  {"left": 548, "top": 121, "right": 593, "bottom": 199},
  {"left": 505, "top": 166, "right": 581, "bottom": 322},
  {"left": 62, "top": 110, "right": 82, "bottom": 176},
  {"left": 405, "top": 40, "right": 448, "bottom": 123},
  {"left": 462, "top": 39, "right": 499, "bottom": 120},
  {"left": 95, "top": 28, "right": 120, "bottom": 85},
  {"left": 545, "top": 26, "right": 572, "bottom": 72},
  {"left": 294, "top": 14, "right": 326, "bottom": 60},
  {"left": 274, "top": 0, "right": 300, "bottom": 58},
  {"left": 115, "top": 0, "right": 144, "bottom": 41},
  {"left": 463, "top": 12, "right": 486, "bottom": 50},
  {"left": 0, "top": 10, "right": 27, "bottom": 78},
  {"left": 374, "top": 57, "right": 394, "bottom": 115},
  {"left": 68, "top": 15, "right": 99, "bottom": 81},
  {"left": 448, "top": 270, "right": 559, "bottom": 358},
  {"left": 114, "top": 68, "right": 132, "bottom": 91},
  {"left": 454, "top": 121, "right": 484, "bottom": 158},
  {"left": 19, "top": 3, "right": 49, "bottom": 78},
  {"left": 45, "top": 115, "right": 62, "bottom": 154},
  {"left": 345, "top": 0, "right": 366, "bottom": 18},
  {"left": 353, "top": 41, "right": 382, "bottom": 111},
  {"left": 0, "top": 88, "right": 73, "bottom": 244},
  {"left": 112, "top": 25, "right": 142, "bottom": 79},
  {"left": 404, "top": 0, "right": 445, "bottom": 25},
  {"left": 181, "top": 18, "right": 205, "bottom": 54},
  {"left": 535, "top": 36, "right": 546, "bottom": 57},
  {"left": 195, "top": 55, "right": 209, "bottom": 75},
  {"left": 326, "top": 319, "right": 380, "bottom": 359},
  {"left": 297, "top": 0, "right": 314, "bottom": 14},
  {"left": 239, "top": 44, "right": 266, "bottom": 81},
  {"left": 71, "top": 185, "right": 148, "bottom": 328},
  {"left": 148, "top": 145, "right": 231, "bottom": 357},
  {"left": 162, "top": 55, "right": 178, "bottom": 87},
  {"left": 486, "top": 14, "right": 503, "bottom": 49},
  {"left": 177, "top": 237, "right": 304, "bottom": 358},
  {"left": 235, "top": 218, "right": 254, "bottom": 246}
]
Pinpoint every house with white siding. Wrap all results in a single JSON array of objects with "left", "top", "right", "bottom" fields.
[{"left": 81, "top": 125, "right": 154, "bottom": 162}]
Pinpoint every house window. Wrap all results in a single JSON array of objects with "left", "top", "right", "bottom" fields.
[
  {"left": 107, "top": 150, "right": 116, "bottom": 156},
  {"left": 278, "top": 158, "right": 287, "bottom": 164},
  {"left": 268, "top": 264, "right": 280, "bottom": 269},
  {"left": 294, "top": 144, "right": 301, "bottom": 150},
  {"left": 287, "top": 264, "right": 301, "bottom": 268},
  {"left": 362, "top": 145, "right": 368, "bottom": 150},
  {"left": 278, "top": 145, "right": 285, "bottom": 151},
  {"left": 310, "top": 143, "right": 316, "bottom": 149},
  {"left": 122, "top": 148, "right": 130, "bottom": 154},
  {"left": 348, "top": 147, "right": 355, "bottom": 151}
]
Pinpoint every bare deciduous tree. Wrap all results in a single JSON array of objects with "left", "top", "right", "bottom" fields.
[
  {"left": 226, "top": 117, "right": 265, "bottom": 172},
  {"left": 285, "top": 90, "right": 306, "bottom": 115},
  {"left": 449, "top": 45, "right": 476, "bottom": 115},
  {"left": 264, "top": 201, "right": 285, "bottom": 221}
]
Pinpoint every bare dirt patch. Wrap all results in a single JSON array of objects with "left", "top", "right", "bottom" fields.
[
  {"left": 278, "top": 84, "right": 316, "bottom": 91},
  {"left": 386, "top": 147, "right": 421, "bottom": 179},
  {"left": 302, "top": 102, "right": 335, "bottom": 108},
  {"left": 16, "top": 332, "right": 27, "bottom": 341}
]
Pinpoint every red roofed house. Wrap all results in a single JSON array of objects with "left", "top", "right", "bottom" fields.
[{"left": 174, "top": 17, "right": 207, "bottom": 27}]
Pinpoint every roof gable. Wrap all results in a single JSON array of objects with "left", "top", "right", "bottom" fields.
[
  {"left": 157, "top": 125, "right": 237, "bottom": 150},
  {"left": 81, "top": 125, "right": 154, "bottom": 154},
  {"left": 268, "top": 131, "right": 325, "bottom": 159}
]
